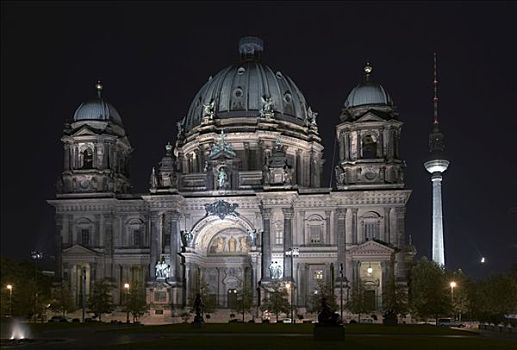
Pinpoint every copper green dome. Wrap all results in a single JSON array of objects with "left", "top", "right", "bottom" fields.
[{"left": 183, "top": 37, "right": 312, "bottom": 130}]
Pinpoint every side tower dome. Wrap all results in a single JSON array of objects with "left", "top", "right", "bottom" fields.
[
  {"left": 73, "top": 81, "right": 123, "bottom": 126},
  {"left": 57, "top": 82, "right": 132, "bottom": 196},
  {"left": 341, "top": 63, "right": 396, "bottom": 121},
  {"left": 171, "top": 37, "right": 324, "bottom": 192}
]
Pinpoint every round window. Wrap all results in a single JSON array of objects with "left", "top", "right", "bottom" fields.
[
  {"left": 284, "top": 92, "right": 292, "bottom": 103},
  {"left": 234, "top": 88, "right": 243, "bottom": 98},
  {"left": 237, "top": 67, "right": 246, "bottom": 75}
]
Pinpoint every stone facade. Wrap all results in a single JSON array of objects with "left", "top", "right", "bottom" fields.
[{"left": 48, "top": 38, "right": 414, "bottom": 317}]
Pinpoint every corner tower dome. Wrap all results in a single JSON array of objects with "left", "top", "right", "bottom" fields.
[
  {"left": 183, "top": 37, "right": 312, "bottom": 130},
  {"left": 73, "top": 81, "right": 123, "bottom": 126},
  {"left": 344, "top": 63, "right": 393, "bottom": 109}
]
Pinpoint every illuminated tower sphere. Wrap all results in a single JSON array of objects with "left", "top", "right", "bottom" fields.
[{"left": 424, "top": 54, "right": 449, "bottom": 266}]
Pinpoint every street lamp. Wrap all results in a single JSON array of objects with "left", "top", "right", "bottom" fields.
[
  {"left": 344, "top": 277, "right": 350, "bottom": 305},
  {"left": 449, "top": 281, "right": 456, "bottom": 303},
  {"left": 285, "top": 247, "right": 299, "bottom": 324},
  {"left": 6, "top": 284, "right": 13, "bottom": 317},
  {"left": 81, "top": 268, "right": 87, "bottom": 323},
  {"left": 124, "top": 283, "right": 130, "bottom": 323},
  {"left": 31, "top": 250, "right": 43, "bottom": 322},
  {"left": 339, "top": 264, "right": 344, "bottom": 322}
]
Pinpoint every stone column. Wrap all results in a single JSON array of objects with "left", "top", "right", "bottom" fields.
[
  {"left": 299, "top": 210, "right": 305, "bottom": 245},
  {"left": 94, "top": 214, "right": 101, "bottom": 247},
  {"left": 149, "top": 212, "right": 161, "bottom": 280},
  {"left": 64, "top": 144, "right": 71, "bottom": 171},
  {"left": 67, "top": 214, "right": 73, "bottom": 245},
  {"left": 351, "top": 208, "right": 358, "bottom": 244},
  {"left": 325, "top": 210, "right": 331, "bottom": 244},
  {"left": 243, "top": 142, "right": 250, "bottom": 170},
  {"left": 352, "top": 260, "right": 360, "bottom": 284},
  {"left": 196, "top": 149, "right": 203, "bottom": 172},
  {"left": 378, "top": 127, "right": 384, "bottom": 158},
  {"left": 282, "top": 207, "right": 294, "bottom": 280},
  {"left": 395, "top": 207, "right": 406, "bottom": 247},
  {"left": 260, "top": 207, "right": 272, "bottom": 279},
  {"left": 339, "top": 132, "right": 345, "bottom": 161},
  {"left": 185, "top": 262, "right": 192, "bottom": 304},
  {"left": 384, "top": 207, "right": 391, "bottom": 243},
  {"left": 103, "top": 213, "right": 114, "bottom": 279},
  {"left": 169, "top": 211, "right": 181, "bottom": 282},
  {"left": 309, "top": 150, "right": 316, "bottom": 187},
  {"left": 336, "top": 208, "right": 346, "bottom": 271},
  {"left": 295, "top": 149, "right": 302, "bottom": 186},
  {"left": 345, "top": 131, "right": 351, "bottom": 161},
  {"left": 258, "top": 140, "right": 265, "bottom": 170}
]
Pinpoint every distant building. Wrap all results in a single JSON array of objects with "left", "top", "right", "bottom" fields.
[{"left": 48, "top": 37, "right": 414, "bottom": 317}]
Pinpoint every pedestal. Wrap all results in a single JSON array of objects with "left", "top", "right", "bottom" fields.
[{"left": 146, "top": 281, "right": 173, "bottom": 318}]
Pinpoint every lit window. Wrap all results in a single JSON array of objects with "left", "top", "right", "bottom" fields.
[{"left": 314, "top": 270, "right": 324, "bottom": 280}]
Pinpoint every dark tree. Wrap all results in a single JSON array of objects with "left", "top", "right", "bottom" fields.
[
  {"left": 409, "top": 257, "right": 450, "bottom": 324},
  {"left": 347, "top": 282, "right": 374, "bottom": 323},
  {"left": 310, "top": 279, "right": 337, "bottom": 313},
  {"left": 87, "top": 278, "right": 115, "bottom": 321},
  {"left": 125, "top": 287, "right": 148, "bottom": 322},
  {"left": 50, "top": 284, "right": 76, "bottom": 317},
  {"left": 233, "top": 284, "right": 254, "bottom": 322}
]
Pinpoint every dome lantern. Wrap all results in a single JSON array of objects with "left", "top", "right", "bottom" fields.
[{"left": 239, "top": 36, "right": 263, "bottom": 61}]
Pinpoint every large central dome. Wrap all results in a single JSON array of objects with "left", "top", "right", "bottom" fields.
[{"left": 184, "top": 37, "right": 311, "bottom": 130}]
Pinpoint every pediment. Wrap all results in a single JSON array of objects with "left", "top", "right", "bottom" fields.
[
  {"left": 350, "top": 240, "right": 394, "bottom": 256},
  {"left": 355, "top": 111, "right": 386, "bottom": 123},
  {"left": 71, "top": 124, "right": 102, "bottom": 137},
  {"left": 63, "top": 244, "right": 99, "bottom": 257}
]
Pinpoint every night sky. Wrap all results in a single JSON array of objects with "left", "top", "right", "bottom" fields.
[{"left": 1, "top": 2, "right": 516, "bottom": 279}]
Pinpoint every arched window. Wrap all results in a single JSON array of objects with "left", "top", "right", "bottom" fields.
[
  {"left": 82, "top": 148, "right": 93, "bottom": 169},
  {"left": 305, "top": 214, "right": 325, "bottom": 245},
  {"left": 126, "top": 219, "right": 145, "bottom": 247},
  {"left": 75, "top": 217, "right": 94, "bottom": 246},
  {"left": 362, "top": 134, "right": 377, "bottom": 159}
]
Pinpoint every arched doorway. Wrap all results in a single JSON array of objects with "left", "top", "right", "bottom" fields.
[{"left": 227, "top": 288, "right": 238, "bottom": 309}]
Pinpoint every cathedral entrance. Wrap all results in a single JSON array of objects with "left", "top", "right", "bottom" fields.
[{"left": 187, "top": 213, "right": 257, "bottom": 309}]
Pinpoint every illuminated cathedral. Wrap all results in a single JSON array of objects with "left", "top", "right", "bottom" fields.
[{"left": 48, "top": 37, "right": 414, "bottom": 319}]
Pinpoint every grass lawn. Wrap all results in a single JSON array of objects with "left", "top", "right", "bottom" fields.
[
  {"left": 106, "top": 322, "right": 474, "bottom": 335},
  {"left": 100, "top": 324, "right": 516, "bottom": 350},
  {"left": 10, "top": 322, "right": 516, "bottom": 350},
  {"left": 101, "top": 334, "right": 517, "bottom": 350}
]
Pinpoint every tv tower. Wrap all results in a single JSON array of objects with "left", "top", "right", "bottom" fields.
[{"left": 424, "top": 53, "right": 449, "bottom": 266}]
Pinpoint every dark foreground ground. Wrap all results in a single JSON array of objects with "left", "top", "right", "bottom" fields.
[{"left": 1, "top": 323, "right": 516, "bottom": 350}]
